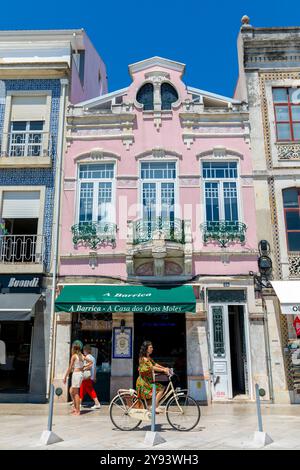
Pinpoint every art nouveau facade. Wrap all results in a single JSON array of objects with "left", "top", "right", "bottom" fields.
[
  {"left": 53, "top": 57, "right": 268, "bottom": 404},
  {"left": 0, "top": 29, "right": 107, "bottom": 402},
  {"left": 235, "top": 20, "right": 300, "bottom": 403}
]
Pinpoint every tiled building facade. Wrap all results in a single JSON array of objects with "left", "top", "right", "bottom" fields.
[{"left": 0, "top": 30, "right": 107, "bottom": 402}]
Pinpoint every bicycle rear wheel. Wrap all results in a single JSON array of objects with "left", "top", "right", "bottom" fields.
[
  {"left": 166, "top": 394, "right": 200, "bottom": 431},
  {"left": 109, "top": 393, "right": 146, "bottom": 431}
]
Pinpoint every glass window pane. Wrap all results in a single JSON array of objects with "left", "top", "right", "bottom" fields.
[
  {"left": 98, "top": 182, "right": 112, "bottom": 222},
  {"left": 12, "top": 121, "right": 26, "bottom": 131},
  {"left": 79, "top": 182, "right": 93, "bottom": 223},
  {"left": 286, "top": 211, "right": 300, "bottom": 230},
  {"left": 79, "top": 164, "right": 114, "bottom": 179},
  {"left": 291, "top": 106, "right": 300, "bottom": 121},
  {"left": 161, "top": 83, "right": 178, "bottom": 110},
  {"left": 202, "top": 162, "right": 237, "bottom": 179},
  {"left": 136, "top": 83, "right": 154, "bottom": 111},
  {"left": 289, "top": 88, "right": 300, "bottom": 104},
  {"left": 212, "top": 306, "right": 225, "bottom": 357},
  {"left": 143, "top": 183, "right": 157, "bottom": 220},
  {"left": 161, "top": 183, "right": 175, "bottom": 220},
  {"left": 223, "top": 182, "right": 238, "bottom": 221},
  {"left": 272, "top": 88, "right": 288, "bottom": 102},
  {"left": 275, "top": 106, "right": 289, "bottom": 122},
  {"left": 293, "top": 123, "right": 300, "bottom": 140},
  {"left": 283, "top": 189, "right": 299, "bottom": 208},
  {"left": 287, "top": 232, "right": 300, "bottom": 251},
  {"left": 205, "top": 182, "right": 219, "bottom": 221},
  {"left": 29, "top": 121, "right": 44, "bottom": 131},
  {"left": 277, "top": 123, "right": 291, "bottom": 140},
  {"left": 141, "top": 162, "right": 176, "bottom": 180}
]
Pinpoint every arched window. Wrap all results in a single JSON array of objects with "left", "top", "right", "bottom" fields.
[
  {"left": 283, "top": 188, "right": 300, "bottom": 251},
  {"left": 161, "top": 83, "right": 178, "bottom": 110},
  {"left": 136, "top": 83, "right": 154, "bottom": 110}
]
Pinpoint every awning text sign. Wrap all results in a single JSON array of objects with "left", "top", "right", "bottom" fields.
[{"left": 55, "top": 285, "right": 196, "bottom": 314}]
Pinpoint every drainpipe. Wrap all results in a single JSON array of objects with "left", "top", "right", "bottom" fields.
[
  {"left": 262, "top": 296, "right": 274, "bottom": 403},
  {"left": 46, "top": 78, "right": 68, "bottom": 399}
]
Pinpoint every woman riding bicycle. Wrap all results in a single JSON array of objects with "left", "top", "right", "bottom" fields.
[{"left": 136, "top": 341, "right": 170, "bottom": 414}]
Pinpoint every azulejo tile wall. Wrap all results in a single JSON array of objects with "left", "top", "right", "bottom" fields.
[{"left": 0, "top": 79, "right": 61, "bottom": 271}]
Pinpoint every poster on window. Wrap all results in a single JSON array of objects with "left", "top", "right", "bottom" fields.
[{"left": 113, "top": 327, "right": 132, "bottom": 359}]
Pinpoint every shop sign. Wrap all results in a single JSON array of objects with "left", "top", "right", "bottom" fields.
[
  {"left": 63, "top": 304, "right": 189, "bottom": 314},
  {"left": 80, "top": 319, "right": 112, "bottom": 331},
  {"left": 281, "top": 303, "right": 300, "bottom": 315},
  {"left": 0, "top": 275, "right": 42, "bottom": 293},
  {"left": 113, "top": 327, "right": 132, "bottom": 359}
]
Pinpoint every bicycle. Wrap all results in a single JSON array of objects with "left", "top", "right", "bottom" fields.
[{"left": 109, "top": 369, "right": 201, "bottom": 431}]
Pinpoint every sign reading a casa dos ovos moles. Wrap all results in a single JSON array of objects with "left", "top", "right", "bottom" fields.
[
  {"left": 65, "top": 303, "right": 186, "bottom": 313},
  {"left": 281, "top": 304, "right": 300, "bottom": 315},
  {"left": 113, "top": 327, "right": 132, "bottom": 359}
]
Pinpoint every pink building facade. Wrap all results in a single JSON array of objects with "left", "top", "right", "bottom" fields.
[{"left": 54, "top": 57, "right": 269, "bottom": 403}]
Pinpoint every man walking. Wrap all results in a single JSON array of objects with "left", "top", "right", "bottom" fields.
[{"left": 80, "top": 344, "right": 101, "bottom": 410}]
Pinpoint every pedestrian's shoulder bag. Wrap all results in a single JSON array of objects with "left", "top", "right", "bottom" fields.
[{"left": 83, "top": 369, "right": 91, "bottom": 380}]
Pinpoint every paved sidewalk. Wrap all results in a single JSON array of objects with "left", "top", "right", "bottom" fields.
[{"left": 0, "top": 402, "right": 300, "bottom": 450}]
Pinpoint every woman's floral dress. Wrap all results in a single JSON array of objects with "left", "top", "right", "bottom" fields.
[{"left": 136, "top": 357, "right": 164, "bottom": 400}]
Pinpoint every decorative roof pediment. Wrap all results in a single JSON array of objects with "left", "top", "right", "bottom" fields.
[{"left": 129, "top": 56, "right": 185, "bottom": 77}]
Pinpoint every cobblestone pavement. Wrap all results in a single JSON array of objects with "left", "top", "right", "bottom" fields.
[{"left": 1, "top": 402, "right": 300, "bottom": 450}]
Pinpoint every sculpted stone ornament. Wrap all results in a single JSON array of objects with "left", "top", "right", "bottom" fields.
[{"left": 276, "top": 143, "right": 300, "bottom": 160}]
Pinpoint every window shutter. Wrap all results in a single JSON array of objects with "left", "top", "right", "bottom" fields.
[
  {"left": 10, "top": 95, "right": 47, "bottom": 121},
  {"left": 2, "top": 191, "right": 40, "bottom": 218}
]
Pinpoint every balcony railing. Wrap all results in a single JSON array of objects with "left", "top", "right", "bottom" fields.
[
  {"left": 0, "top": 234, "right": 45, "bottom": 264},
  {"left": 200, "top": 220, "right": 247, "bottom": 248},
  {"left": 71, "top": 222, "right": 117, "bottom": 249},
  {"left": 133, "top": 218, "right": 185, "bottom": 245},
  {"left": 0, "top": 132, "right": 53, "bottom": 158}
]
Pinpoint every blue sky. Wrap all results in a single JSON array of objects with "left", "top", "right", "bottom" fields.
[{"left": 0, "top": 0, "right": 299, "bottom": 97}]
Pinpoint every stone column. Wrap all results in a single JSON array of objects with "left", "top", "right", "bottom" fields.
[
  {"left": 52, "top": 312, "right": 72, "bottom": 402},
  {"left": 265, "top": 297, "right": 290, "bottom": 403},
  {"left": 248, "top": 316, "right": 270, "bottom": 401},
  {"left": 186, "top": 305, "right": 211, "bottom": 404},
  {"left": 110, "top": 312, "right": 134, "bottom": 399}
]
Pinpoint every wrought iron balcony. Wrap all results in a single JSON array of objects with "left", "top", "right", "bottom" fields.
[
  {"left": 0, "top": 132, "right": 53, "bottom": 158},
  {"left": 0, "top": 234, "right": 45, "bottom": 264},
  {"left": 133, "top": 218, "right": 185, "bottom": 245},
  {"left": 200, "top": 220, "right": 247, "bottom": 248},
  {"left": 71, "top": 222, "right": 117, "bottom": 249}
]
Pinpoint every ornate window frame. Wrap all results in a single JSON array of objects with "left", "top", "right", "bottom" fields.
[{"left": 265, "top": 79, "right": 300, "bottom": 167}]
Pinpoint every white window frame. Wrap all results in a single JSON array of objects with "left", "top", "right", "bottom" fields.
[
  {"left": 76, "top": 163, "right": 116, "bottom": 225},
  {"left": 202, "top": 160, "right": 242, "bottom": 222},
  {"left": 139, "top": 160, "right": 179, "bottom": 220},
  {"left": 2, "top": 90, "right": 52, "bottom": 158}
]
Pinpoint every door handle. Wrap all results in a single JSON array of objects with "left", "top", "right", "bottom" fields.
[{"left": 213, "top": 375, "right": 220, "bottom": 386}]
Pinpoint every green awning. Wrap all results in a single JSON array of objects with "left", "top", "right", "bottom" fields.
[{"left": 55, "top": 285, "right": 196, "bottom": 314}]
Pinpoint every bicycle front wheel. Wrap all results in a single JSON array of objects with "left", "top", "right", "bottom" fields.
[
  {"left": 166, "top": 394, "right": 200, "bottom": 431},
  {"left": 109, "top": 393, "right": 146, "bottom": 431}
]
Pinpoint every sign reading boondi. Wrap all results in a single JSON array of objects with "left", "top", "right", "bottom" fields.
[{"left": 55, "top": 285, "right": 196, "bottom": 314}]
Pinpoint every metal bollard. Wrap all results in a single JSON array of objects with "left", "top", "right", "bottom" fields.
[
  {"left": 151, "top": 383, "right": 156, "bottom": 432},
  {"left": 255, "top": 383, "right": 263, "bottom": 432},
  {"left": 48, "top": 383, "right": 55, "bottom": 432}
]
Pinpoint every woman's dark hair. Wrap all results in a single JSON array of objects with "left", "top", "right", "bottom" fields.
[{"left": 139, "top": 341, "right": 152, "bottom": 362}]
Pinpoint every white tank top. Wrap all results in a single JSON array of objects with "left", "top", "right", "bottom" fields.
[{"left": 73, "top": 354, "right": 84, "bottom": 369}]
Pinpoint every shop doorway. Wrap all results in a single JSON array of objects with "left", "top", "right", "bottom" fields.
[
  {"left": 209, "top": 304, "right": 248, "bottom": 400},
  {"left": 134, "top": 313, "right": 187, "bottom": 390},
  {"left": 72, "top": 313, "right": 112, "bottom": 404},
  {"left": 0, "top": 321, "right": 33, "bottom": 393},
  {"left": 228, "top": 305, "right": 246, "bottom": 396}
]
